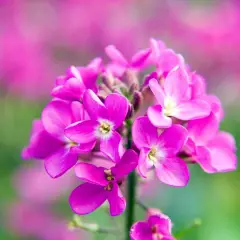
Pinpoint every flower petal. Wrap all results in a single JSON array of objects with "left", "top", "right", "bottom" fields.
[
  {"left": 156, "top": 157, "right": 190, "bottom": 187},
  {"left": 100, "top": 131, "right": 121, "bottom": 162},
  {"left": 173, "top": 99, "right": 211, "bottom": 121},
  {"left": 111, "top": 149, "right": 138, "bottom": 178},
  {"left": 51, "top": 77, "right": 84, "bottom": 101},
  {"left": 196, "top": 146, "right": 215, "bottom": 173},
  {"left": 44, "top": 149, "right": 78, "bottom": 178},
  {"left": 74, "top": 163, "right": 108, "bottom": 186},
  {"left": 130, "top": 221, "right": 152, "bottom": 240},
  {"left": 187, "top": 112, "right": 219, "bottom": 145},
  {"left": 83, "top": 90, "right": 107, "bottom": 120},
  {"left": 22, "top": 120, "right": 62, "bottom": 160},
  {"left": 209, "top": 147, "right": 237, "bottom": 173},
  {"left": 149, "top": 79, "right": 165, "bottom": 106},
  {"left": 69, "top": 183, "right": 107, "bottom": 215},
  {"left": 158, "top": 125, "right": 188, "bottom": 156},
  {"left": 105, "top": 45, "right": 128, "bottom": 66},
  {"left": 104, "top": 93, "right": 129, "bottom": 129},
  {"left": 138, "top": 148, "right": 152, "bottom": 178},
  {"left": 148, "top": 215, "right": 172, "bottom": 235},
  {"left": 65, "top": 120, "right": 97, "bottom": 144},
  {"left": 42, "top": 100, "right": 72, "bottom": 138},
  {"left": 147, "top": 105, "right": 172, "bottom": 128},
  {"left": 131, "top": 48, "right": 151, "bottom": 68},
  {"left": 132, "top": 116, "right": 158, "bottom": 149},
  {"left": 164, "top": 66, "right": 190, "bottom": 103},
  {"left": 208, "top": 131, "right": 236, "bottom": 152},
  {"left": 107, "top": 183, "right": 126, "bottom": 216}
]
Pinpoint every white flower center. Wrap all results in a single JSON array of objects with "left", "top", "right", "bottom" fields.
[
  {"left": 163, "top": 96, "right": 177, "bottom": 116},
  {"left": 64, "top": 137, "right": 79, "bottom": 149},
  {"left": 95, "top": 119, "right": 114, "bottom": 139},
  {"left": 148, "top": 146, "right": 165, "bottom": 166}
]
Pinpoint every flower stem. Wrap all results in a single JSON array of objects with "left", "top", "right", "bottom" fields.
[{"left": 125, "top": 119, "right": 136, "bottom": 240}]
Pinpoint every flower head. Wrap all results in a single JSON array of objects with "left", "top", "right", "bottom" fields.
[
  {"left": 65, "top": 89, "right": 129, "bottom": 161},
  {"left": 130, "top": 211, "right": 175, "bottom": 240},
  {"left": 133, "top": 116, "right": 189, "bottom": 187},
  {"left": 69, "top": 149, "right": 138, "bottom": 216},
  {"left": 147, "top": 66, "right": 211, "bottom": 128}
]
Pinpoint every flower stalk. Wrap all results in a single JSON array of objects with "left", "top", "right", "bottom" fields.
[{"left": 125, "top": 119, "right": 136, "bottom": 240}]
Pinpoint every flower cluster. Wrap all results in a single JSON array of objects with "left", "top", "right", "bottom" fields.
[{"left": 23, "top": 38, "right": 237, "bottom": 239}]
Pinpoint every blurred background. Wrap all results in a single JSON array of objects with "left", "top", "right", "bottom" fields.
[{"left": 0, "top": 0, "right": 240, "bottom": 239}]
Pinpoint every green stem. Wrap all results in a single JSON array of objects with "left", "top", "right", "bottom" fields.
[{"left": 125, "top": 119, "right": 137, "bottom": 240}]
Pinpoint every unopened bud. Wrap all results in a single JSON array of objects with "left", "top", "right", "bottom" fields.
[{"left": 133, "top": 91, "right": 143, "bottom": 111}]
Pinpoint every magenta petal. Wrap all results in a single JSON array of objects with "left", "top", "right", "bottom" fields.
[
  {"left": 105, "top": 45, "right": 128, "bottom": 66},
  {"left": 132, "top": 116, "right": 158, "bottom": 149},
  {"left": 70, "top": 101, "right": 86, "bottom": 123},
  {"left": 164, "top": 66, "right": 190, "bottom": 103},
  {"left": 131, "top": 48, "right": 151, "bottom": 68},
  {"left": 74, "top": 163, "right": 108, "bottom": 186},
  {"left": 147, "top": 105, "right": 172, "bottom": 128},
  {"left": 72, "top": 141, "right": 96, "bottom": 153},
  {"left": 173, "top": 100, "right": 210, "bottom": 121},
  {"left": 112, "top": 149, "right": 138, "bottom": 178},
  {"left": 157, "top": 49, "right": 182, "bottom": 74},
  {"left": 83, "top": 90, "right": 107, "bottom": 120},
  {"left": 148, "top": 215, "right": 172, "bottom": 235},
  {"left": 69, "top": 183, "right": 107, "bottom": 215},
  {"left": 138, "top": 148, "right": 151, "bottom": 178},
  {"left": 100, "top": 131, "right": 121, "bottom": 162},
  {"left": 149, "top": 79, "right": 165, "bottom": 106},
  {"left": 156, "top": 157, "right": 190, "bottom": 187},
  {"left": 65, "top": 120, "right": 97, "bottom": 144},
  {"left": 209, "top": 147, "right": 237, "bottom": 173},
  {"left": 130, "top": 221, "right": 152, "bottom": 240},
  {"left": 187, "top": 112, "right": 219, "bottom": 145},
  {"left": 51, "top": 77, "right": 84, "bottom": 101},
  {"left": 196, "top": 146, "right": 215, "bottom": 173},
  {"left": 158, "top": 125, "right": 188, "bottom": 156},
  {"left": 105, "top": 93, "right": 129, "bottom": 129},
  {"left": 208, "top": 131, "right": 236, "bottom": 152},
  {"left": 107, "top": 183, "right": 126, "bottom": 216},
  {"left": 44, "top": 149, "right": 78, "bottom": 178},
  {"left": 42, "top": 100, "right": 72, "bottom": 138},
  {"left": 22, "top": 120, "right": 62, "bottom": 160}
]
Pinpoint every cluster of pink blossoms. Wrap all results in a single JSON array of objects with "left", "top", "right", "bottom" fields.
[{"left": 23, "top": 39, "right": 237, "bottom": 239}]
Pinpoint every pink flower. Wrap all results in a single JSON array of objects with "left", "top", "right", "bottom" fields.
[
  {"left": 132, "top": 116, "right": 189, "bottom": 187},
  {"left": 69, "top": 149, "right": 138, "bottom": 216},
  {"left": 185, "top": 113, "right": 237, "bottom": 173},
  {"left": 105, "top": 45, "right": 151, "bottom": 76},
  {"left": 147, "top": 66, "right": 211, "bottom": 128},
  {"left": 22, "top": 100, "right": 94, "bottom": 178},
  {"left": 130, "top": 211, "right": 175, "bottom": 240},
  {"left": 65, "top": 89, "right": 129, "bottom": 160},
  {"left": 51, "top": 58, "right": 102, "bottom": 101},
  {"left": 14, "top": 163, "right": 75, "bottom": 204}
]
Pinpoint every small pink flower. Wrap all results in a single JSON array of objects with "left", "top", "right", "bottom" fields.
[
  {"left": 22, "top": 100, "right": 94, "bottom": 178},
  {"left": 105, "top": 45, "right": 151, "bottom": 76},
  {"left": 65, "top": 89, "right": 129, "bottom": 161},
  {"left": 69, "top": 149, "right": 138, "bottom": 216},
  {"left": 130, "top": 211, "right": 175, "bottom": 240},
  {"left": 51, "top": 58, "right": 102, "bottom": 101},
  {"left": 185, "top": 112, "right": 237, "bottom": 173},
  {"left": 132, "top": 116, "right": 189, "bottom": 187},
  {"left": 147, "top": 66, "right": 210, "bottom": 128}
]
